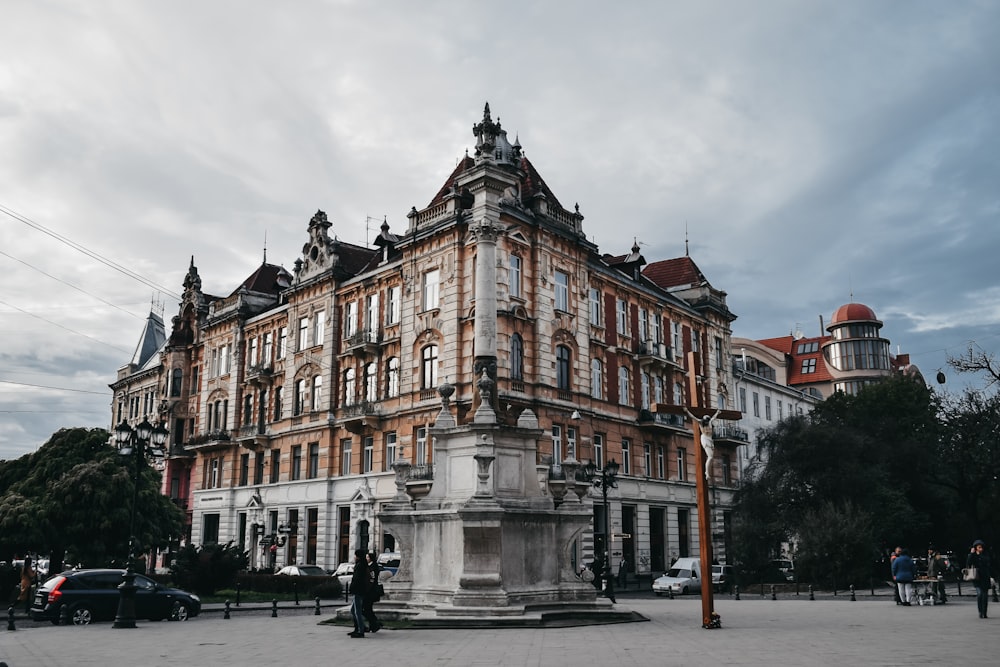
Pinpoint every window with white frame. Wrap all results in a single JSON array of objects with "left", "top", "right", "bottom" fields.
[
  {"left": 641, "top": 372, "right": 651, "bottom": 410},
  {"left": 298, "top": 317, "right": 309, "bottom": 350},
  {"left": 415, "top": 427, "right": 428, "bottom": 465},
  {"left": 589, "top": 287, "right": 602, "bottom": 326},
  {"left": 753, "top": 391, "right": 760, "bottom": 417},
  {"left": 344, "top": 368, "right": 356, "bottom": 406},
  {"left": 644, "top": 443, "right": 652, "bottom": 477},
  {"left": 674, "top": 382, "right": 684, "bottom": 406},
  {"left": 294, "top": 379, "right": 305, "bottom": 416},
  {"left": 341, "top": 438, "right": 352, "bottom": 476},
  {"left": 616, "top": 298, "right": 628, "bottom": 335},
  {"left": 673, "top": 322, "right": 682, "bottom": 354},
  {"left": 308, "top": 442, "right": 319, "bottom": 478},
  {"left": 777, "top": 400, "right": 783, "bottom": 420},
  {"left": 423, "top": 269, "right": 440, "bottom": 310},
  {"left": 622, "top": 438, "right": 631, "bottom": 475},
  {"left": 590, "top": 358, "right": 603, "bottom": 399},
  {"left": 311, "top": 375, "right": 322, "bottom": 411},
  {"left": 314, "top": 310, "right": 325, "bottom": 345},
  {"left": 638, "top": 308, "right": 648, "bottom": 342},
  {"left": 618, "top": 366, "right": 631, "bottom": 405},
  {"left": 677, "top": 447, "right": 687, "bottom": 482},
  {"left": 278, "top": 327, "right": 287, "bottom": 359},
  {"left": 249, "top": 337, "right": 259, "bottom": 367},
  {"left": 594, "top": 433, "right": 604, "bottom": 469},
  {"left": 765, "top": 396, "right": 772, "bottom": 420},
  {"left": 291, "top": 445, "right": 302, "bottom": 480},
  {"left": 554, "top": 270, "right": 569, "bottom": 311},
  {"left": 567, "top": 427, "right": 577, "bottom": 460},
  {"left": 691, "top": 328, "right": 699, "bottom": 352},
  {"left": 263, "top": 332, "right": 273, "bottom": 365},
  {"left": 657, "top": 445, "right": 665, "bottom": 479},
  {"left": 386, "top": 357, "right": 400, "bottom": 397},
  {"left": 363, "top": 436, "right": 374, "bottom": 473},
  {"left": 739, "top": 387, "right": 747, "bottom": 413},
  {"left": 344, "top": 302, "right": 357, "bottom": 338},
  {"left": 385, "top": 431, "right": 397, "bottom": 470},
  {"left": 551, "top": 424, "right": 562, "bottom": 464},
  {"left": 386, "top": 285, "right": 401, "bottom": 325},
  {"left": 421, "top": 345, "right": 439, "bottom": 389},
  {"left": 651, "top": 312, "right": 662, "bottom": 344},
  {"left": 654, "top": 376, "right": 664, "bottom": 405},
  {"left": 509, "top": 254, "right": 522, "bottom": 299},
  {"left": 364, "top": 362, "right": 378, "bottom": 402},
  {"left": 365, "top": 295, "right": 379, "bottom": 337},
  {"left": 721, "top": 453, "right": 732, "bottom": 485}
]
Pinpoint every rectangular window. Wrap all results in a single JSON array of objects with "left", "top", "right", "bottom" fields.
[
  {"left": 308, "top": 442, "right": 319, "bottom": 478},
  {"left": 344, "top": 301, "right": 357, "bottom": 337},
  {"left": 278, "top": 327, "right": 288, "bottom": 359},
  {"left": 416, "top": 427, "right": 428, "bottom": 465},
  {"left": 203, "top": 514, "right": 220, "bottom": 544},
  {"left": 639, "top": 308, "right": 648, "bottom": 341},
  {"left": 657, "top": 445, "right": 665, "bottom": 479},
  {"left": 802, "top": 358, "right": 817, "bottom": 374},
  {"left": 262, "top": 332, "right": 273, "bottom": 365},
  {"left": 386, "top": 285, "right": 401, "bottom": 324},
  {"left": 715, "top": 336, "right": 724, "bottom": 370},
  {"left": 273, "top": 385, "right": 283, "bottom": 421},
  {"left": 314, "top": 310, "right": 325, "bottom": 345},
  {"left": 777, "top": 400, "right": 783, "bottom": 420},
  {"left": 365, "top": 294, "right": 379, "bottom": 335},
  {"left": 270, "top": 449, "right": 280, "bottom": 483},
  {"left": 640, "top": 372, "right": 651, "bottom": 410},
  {"left": 643, "top": 443, "right": 652, "bottom": 477},
  {"left": 239, "top": 453, "right": 249, "bottom": 486},
  {"left": 298, "top": 317, "right": 309, "bottom": 350},
  {"left": 291, "top": 445, "right": 302, "bottom": 481},
  {"left": 385, "top": 431, "right": 397, "bottom": 471},
  {"left": 651, "top": 312, "right": 662, "bottom": 344},
  {"left": 220, "top": 344, "right": 231, "bottom": 375},
  {"left": 722, "top": 454, "right": 732, "bottom": 486},
  {"left": 594, "top": 433, "right": 604, "bottom": 469},
  {"left": 312, "top": 375, "right": 323, "bottom": 411},
  {"left": 765, "top": 396, "right": 772, "bottom": 420},
  {"left": 254, "top": 452, "right": 265, "bottom": 485},
  {"left": 341, "top": 438, "right": 352, "bottom": 475},
  {"left": 509, "top": 254, "right": 522, "bottom": 298},
  {"left": 691, "top": 328, "right": 699, "bottom": 353},
  {"left": 673, "top": 322, "right": 682, "bottom": 354},
  {"left": 249, "top": 337, "right": 259, "bottom": 367},
  {"left": 677, "top": 447, "right": 687, "bottom": 482},
  {"left": 753, "top": 392, "right": 760, "bottom": 417},
  {"left": 554, "top": 270, "right": 569, "bottom": 311},
  {"left": 423, "top": 269, "right": 440, "bottom": 310},
  {"left": 551, "top": 425, "right": 562, "bottom": 464},
  {"left": 363, "top": 436, "right": 374, "bottom": 473},
  {"left": 209, "top": 458, "right": 220, "bottom": 488},
  {"left": 616, "top": 298, "right": 628, "bottom": 334},
  {"left": 589, "top": 287, "right": 602, "bottom": 326},
  {"left": 739, "top": 387, "right": 747, "bottom": 413},
  {"left": 621, "top": 438, "right": 631, "bottom": 475},
  {"left": 567, "top": 427, "right": 577, "bottom": 460}
]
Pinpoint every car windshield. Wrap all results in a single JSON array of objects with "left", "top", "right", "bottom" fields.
[
  {"left": 334, "top": 563, "right": 352, "bottom": 574},
  {"left": 667, "top": 568, "right": 692, "bottom": 578},
  {"left": 298, "top": 566, "right": 325, "bottom": 576}
]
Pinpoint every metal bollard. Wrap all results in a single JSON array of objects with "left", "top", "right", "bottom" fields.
[
  {"left": 850, "top": 584, "right": 856, "bottom": 601},
  {"left": 236, "top": 582, "right": 241, "bottom": 606},
  {"left": 668, "top": 586, "right": 674, "bottom": 600},
  {"left": 271, "top": 599, "right": 278, "bottom": 617},
  {"left": 734, "top": 584, "right": 740, "bottom": 601},
  {"left": 224, "top": 600, "right": 231, "bottom": 619},
  {"left": 315, "top": 596, "right": 321, "bottom": 616},
  {"left": 7, "top": 606, "right": 14, "bottom": 631},
  {"left": 770, "top": 584, "right": 776, "bottom": 601},
  {"left": 294, "top": 580, "right": 300, "bottom": 605},
  {"left": 809, "top": 585, "right": 815, "bottom": 601}
]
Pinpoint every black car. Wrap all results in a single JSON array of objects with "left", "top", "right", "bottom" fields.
[{"left": 31, "top": 569, "right": 201, "bottom": 625}]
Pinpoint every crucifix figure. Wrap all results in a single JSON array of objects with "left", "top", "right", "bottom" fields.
[{"left": 684, "top": 406, "right": 722, "bottom": 480}]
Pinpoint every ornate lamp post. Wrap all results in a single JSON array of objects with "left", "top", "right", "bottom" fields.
[
  {"left": 582, "top": 457, "right": 619, "bottom": 599},
  {"left": 112, "top": 416, "right": 168, "bottom": 629}
]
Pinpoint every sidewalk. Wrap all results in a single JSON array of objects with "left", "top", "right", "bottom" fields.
[{"left": 3, "top": 591, "right": 996, "bottom": 666}]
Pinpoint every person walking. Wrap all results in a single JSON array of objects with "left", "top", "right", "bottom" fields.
[
  {"left": 363, "top": 552, "right": 383, "bottom": 633},
  {"left": 926, "top": 545, "right": 947, "bottom": 604},
  {"left": 891, "top": 547, "right": 916, "bottom": 606},
  {"left": 348, "top": 549, "right": 369, "bottom": 637},
  {"left": 966, "top": 539, "right": 991, "bottom": 619},
  {"left": 17, "top": 554, "right": 35, "bottom": 612},
  {"left": 602, "top": 555, "right": 617, "bottom": 604}
]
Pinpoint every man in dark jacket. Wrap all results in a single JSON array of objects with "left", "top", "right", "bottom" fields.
[
  {"left": 891, "top": 548, "right": 916, "bottom": 606},
  {"left": 966, "top": 539, "right": 992, "bottom": 619},
  {"left": 348, "top": 549, "right": 369, "bottom": 637}
]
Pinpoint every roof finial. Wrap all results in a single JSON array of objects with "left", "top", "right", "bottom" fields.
[
  {"left": 685, "top": 222, "right": 690, "bottom": 256},
  {"left": 263, "top": 229, "right": 268, "bottom": 264}
]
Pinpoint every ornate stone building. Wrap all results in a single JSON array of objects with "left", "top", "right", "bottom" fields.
[{"left": 111, "top": 104, "right": 746, "bottom": 577}]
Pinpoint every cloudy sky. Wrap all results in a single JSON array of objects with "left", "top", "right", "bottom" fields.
[{"left": 1, "top": 1, "right": 997, "bottom": 460}]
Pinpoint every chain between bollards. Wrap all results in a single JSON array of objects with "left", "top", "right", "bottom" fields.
[
  {"left": 271, "top": 598, "right": 278, "bottom": 617},
  {"left": 314, "top": 596, "right": 321, "bottom": 615},
  {"left": 224, "top": 600, "right": 231, "bottom": 619}
]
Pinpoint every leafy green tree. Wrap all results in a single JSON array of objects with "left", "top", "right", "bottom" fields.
[
  {"left": 171, "top": 542, "right": 249, "bottom": 595},
  {"left": 0, "top": 427, "right": 183, "bottom": 573}
]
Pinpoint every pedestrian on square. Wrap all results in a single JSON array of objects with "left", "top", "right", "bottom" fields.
[
  {"left": 618, "top": 557, "right": 628, "bottom": 588},
  {"left": 602, "top": 555, "right": 617, "bottom": 603},
  {"left": 891, "top": 548, "right": 915, "bottom": 606},
  {"left": 926, "top": 545, "right": 947, "bottom": 604},
  {"left": 966, "top": 539, "right": 991, "bottom": 619},
  {"left": 348, "top": 549, "right": 369, "bottom": 637},
  {"left": 890, "top": 546, "right": 902, "bottom": 605},
  {"left": 363, "top": 551, "right": 383, "bottom": 633},
  {"left": 17, "top": 553, "right": 35, "bottom": 612}
]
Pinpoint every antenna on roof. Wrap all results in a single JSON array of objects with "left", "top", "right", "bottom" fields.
[
  {"left": 366, "top": 216, "right": 382, "bottom": 247},
  {"left": 685, "top": 222, "right": 690, "bottom": 256},
  {"left": 263, "top": 229, "right": 268, "bottom": 264}
]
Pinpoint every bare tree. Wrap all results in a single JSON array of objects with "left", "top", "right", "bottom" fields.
[{"left": 947, "top": 343, "right": 1000, "bottom": 388}]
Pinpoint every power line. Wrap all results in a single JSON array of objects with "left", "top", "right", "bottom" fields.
[
  {"left": 0, "top": 378, "right": 111, "bottom": 396},
  {"left": 0, "top": 202, "right": 181, "bottom": 300},
  {"left": 0, "top": 299, "right": 131, "bottom": 354}
]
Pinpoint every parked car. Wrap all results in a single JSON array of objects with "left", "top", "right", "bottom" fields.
[
  {"left": 653, "top": 557, "right": 702, "bottom": 596},
  {"left": 331, "top": 561, "right": 354, "bottom": 588},
  {"left": 30, "top": 569, "right": 201, "bottom": 625},
  {"left": 712, "top": 564, "right": 734, "bottom": 593},
  {"left": 276, "top": 564, "right": 328, "bottom": 577},
  {"left": 376, "top": 552, "right": 401, "bottom": 576},
  {"left": 771, "top": 559, "right": 795, "bottom": 582}
]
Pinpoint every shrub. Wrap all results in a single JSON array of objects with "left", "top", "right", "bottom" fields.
[{"left": 170, "top": 542, "right": 248, "bottom": 596}]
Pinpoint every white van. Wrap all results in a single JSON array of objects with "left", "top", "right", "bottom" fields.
[{"left": 652, "top": 557, "right": 702, "bottom": 595}]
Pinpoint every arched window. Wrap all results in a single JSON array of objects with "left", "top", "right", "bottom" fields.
[
  {"left": 364, "top": 362, "right": 378, "bottom": 402},
  {"left": 311, "top": 375, "right": 323, "bottom": 411},
  {"left": 294, "top": 380, "right": 305, "bottom": 416},
  {"left": 386, "top": 357, "right": 400, "bottom": 397},
  {"left": 421, "top": 345, "right": 439, "bottom": 389},
  {"left": 556, "top": 345, "right": 571, "bottom": 391},
  {"left": 618, "top": 366, "right": 631, "bottom": 406},
  {"left": 344, "top": 368, "right": 356, "bottom": 406},
  {"left": 511, "top": 334, "right": 524, "bottom": 381},
  {"left": 590, "top": 358, "right": 603, "bottom": 399}
]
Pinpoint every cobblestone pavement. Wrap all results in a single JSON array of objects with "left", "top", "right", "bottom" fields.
[{"left": 2, "top": 591, "right": 997, "bottom": 666}]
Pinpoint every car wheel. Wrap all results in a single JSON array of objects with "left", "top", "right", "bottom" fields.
[
  {"left": 171, "top": 601, "right": 190, "bottom": 621},
  {"left": 71, "top": 604, "right": 94, "bottom": 625},
  {"left": 681, "top": 586, "right": 688, "bottom": 595}
]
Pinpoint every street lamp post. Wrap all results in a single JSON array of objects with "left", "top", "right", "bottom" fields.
[
  {"left": 112, "top": 416, "right": 167, "bottom": 629},
  {"left": 582, "top": 457, "right": 620, "bottom": 601}
]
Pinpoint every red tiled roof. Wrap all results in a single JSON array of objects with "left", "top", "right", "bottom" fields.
[
  {"left": 759, "top": 335, "right": 835, "bottom": 385},
  {"left": 642, "top": 257, "right": 705, "bottom": 290},
  {"left": 831, "top": 302, "right": 880, "bottom": 325}
]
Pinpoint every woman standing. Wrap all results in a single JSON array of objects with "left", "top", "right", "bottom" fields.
[
  {"left": 363, "top": 552, "right": 382, "bottom": 633},
  {"left": 891, "top": 548, "right": 915, "bottom": 606},
  {"left": 17, "top": 554, "right": 35, "bottom": 612},
  {"left": 966, "top": 539, "right": 991, "bottom": 619}
]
